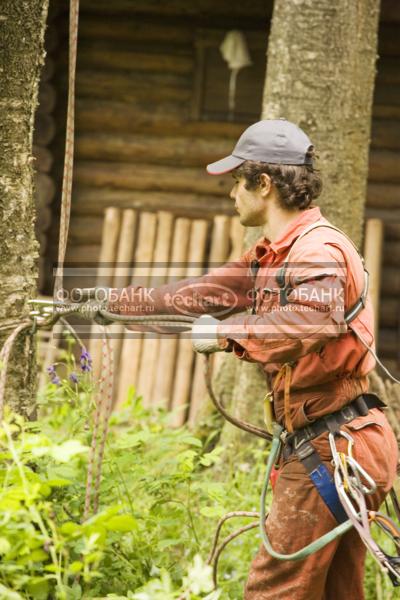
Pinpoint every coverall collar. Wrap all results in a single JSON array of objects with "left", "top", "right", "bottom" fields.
[{"left": 255, "top": 206, "right": 322, "bottom": 260}]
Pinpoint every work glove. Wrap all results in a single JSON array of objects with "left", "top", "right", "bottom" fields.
[{"left": 191, "top": 314, "right": 223, "bottom": 354}]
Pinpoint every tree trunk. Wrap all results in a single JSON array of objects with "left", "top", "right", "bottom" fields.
[
  {"left": 221, "top": 0, "right": 380, "bottom": 446},
  {"left": 0, "top": 0, "right": 49, "bottom": 416},
  {"left": 263, "top": 0, "right": 380, "bottom": 245}
]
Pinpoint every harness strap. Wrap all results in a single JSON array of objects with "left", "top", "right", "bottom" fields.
[
  {"left": 272, "top": 363, "right": 294, "bottom": 433},
  {"left": 296, "top": 441, "right": 348, "bottom": 523},
  {"left": 276, "top": 220, "right": 369, "bottom": 326}
]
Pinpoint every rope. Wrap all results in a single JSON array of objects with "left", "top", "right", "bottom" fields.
[{"left": 54, "top": 0, "right": 79, "bottom": 299}]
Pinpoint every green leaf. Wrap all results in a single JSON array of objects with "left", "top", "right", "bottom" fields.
[
  {"left": 105, "top": 515, "right": 138, "bottom": 532},
  {"left": 68, "top": 561, "right": 83, "bottom": 574},
  {"left": 0, "top": 537, "right": 11, "bottom": 555},
  {"left": 0, "top": 584, "right": 24, "bottom": 599}
]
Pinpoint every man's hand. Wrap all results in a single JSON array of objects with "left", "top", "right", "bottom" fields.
[{"left": 191, "top": 314, "right": 223, "bottom": 354}]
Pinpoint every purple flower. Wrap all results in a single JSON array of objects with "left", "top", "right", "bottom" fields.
[
  {"left": 69, "top": 372, "right": 79, "bottom": 384},
  {"left": 47, "top": 365, "right": 61, "bottom": 386},
  {"left": 79, "top": 348, "right": 92, "bottom": 373}
]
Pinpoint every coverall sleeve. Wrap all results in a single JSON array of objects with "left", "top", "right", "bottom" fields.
[
  {"left": 217, "top": 243, "right": 349, "bottom": 364},
  {"left": 107, "top": 250, "right": 254, "bottom": 322}
]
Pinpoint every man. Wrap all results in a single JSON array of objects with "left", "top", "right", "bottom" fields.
[{"left": 105, "top": 119, "right": 398, "bottom": 599}]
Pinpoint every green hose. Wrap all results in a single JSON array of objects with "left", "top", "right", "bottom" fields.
[{"left": 259, "top": 423, "right": 353, "bottom": 560}]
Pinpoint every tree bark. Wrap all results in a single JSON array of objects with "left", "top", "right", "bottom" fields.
[
  {"left": 0, "top": 0, "right": 49, "bottom": 416},
  {"left": 263, "top": 0, "right": 380, "bottom": 244},
  {"left": 221, "top": 0, "right": 381, "bottom": 446}
]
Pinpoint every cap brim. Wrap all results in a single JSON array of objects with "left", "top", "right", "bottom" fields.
[{"left": 206, "top": 155, "right": 245, "bottom": 175}]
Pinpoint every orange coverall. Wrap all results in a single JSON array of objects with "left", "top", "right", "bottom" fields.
[{"left": 109, "top": 206, "right": 398, "bottom": 599}]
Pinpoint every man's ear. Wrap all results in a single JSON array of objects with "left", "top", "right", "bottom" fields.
[{"left": 259, "top": 173, "right": 273, "bottom": 197}]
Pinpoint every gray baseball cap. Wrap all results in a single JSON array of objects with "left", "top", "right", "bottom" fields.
[{"left": 207, "top": 119, "right": 313, "bottom": 174}]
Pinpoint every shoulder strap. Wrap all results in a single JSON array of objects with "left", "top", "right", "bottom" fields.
[{"left": 277, "top": 220, "right": 369, "bottom": 325}]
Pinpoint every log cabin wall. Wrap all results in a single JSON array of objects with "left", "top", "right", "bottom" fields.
[{"left": 44, "top": 0, "right": 399, "bottom": 376}]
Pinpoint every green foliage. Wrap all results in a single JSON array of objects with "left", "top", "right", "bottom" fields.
[{"left": 1, "top": 342, "right": 399, "bottom": 598}]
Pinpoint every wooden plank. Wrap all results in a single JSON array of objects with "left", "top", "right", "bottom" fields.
[
  {"left": 74, "top": 132, "right": 234, "bottom": 168},
  {"left": 73, "top": 161, "right": 231, "bottom": 196},
  {"left": 137, "top": 211, "right": 174, "bottom": 406},
  {"left": 33, "top": 145, "right": 54, "bottom": 173},
  {"left": 151, "top": 218, "right": 191, "bottom": 409},
  {"left": 188, "top": 215, "right": 231, "bottom": 427},
  {"left": 170, "top": 219, "right": 209, "bottom": 427},
  {"left": 89, "top": 208, "right": 121, "bottom": 381},
  {"left": 71, "top": 187, "right": 234, "bottom": 219},
  {"left": 115, "top": 212, "right": 158, "bottom": 407},
  {"left": 363, "top": 219, "right": 384, "bottom": 340},
  {"left": 109, "top": 209, "right": 138, "bottom": 373}
]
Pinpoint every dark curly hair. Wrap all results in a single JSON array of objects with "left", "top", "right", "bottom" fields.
[{"left": 235, "top": 148, "right": 322, "bottom": 210}]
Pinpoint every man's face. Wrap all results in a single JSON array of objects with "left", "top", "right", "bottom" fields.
[{"left": 230, "top": 173, "right": 268, "bottom": 227}]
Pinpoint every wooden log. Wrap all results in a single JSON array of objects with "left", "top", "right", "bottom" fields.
[
  {"left": 75, "top": 132, "right": 235, "bottom": 168},
  {"left": 116, "top": 212, "right": 158, "bottom": 408},
  {"left": 366, "top": 183, "right": 400, "bottom": 209},
  {"left": 137, "top": 211, "right": 175, "bottom": 406},
  {"left": 33, "top": 145, "right": 53, "bottom": 173},
  {"left": 109, "top": 209, "right": 138, "bottom": 376},
  {"left": 89, "top": 208, "right": 121, "bottom": 381},
  {"left": 68, "top": 216, "right": 104, "bottom": 244},
  {"left": 378, "top": 329, "right": 399, "bottom": 358},
  {"left": 75, "top": 99, "right": 246, "bottom": 138},
  {"left": 380, "top": 298, "right": 399, "bottom": 328},
  {"left": 80, "top": 0, "right": 272, "bottom": 20},
  {"left": 152, "top": 218, "right": 191, "bottom": 409},
  {"left": 366, "top": 207, "right": 400, "bottom": 222},
  {"left": 381, "top": 267, "right": 400, "bottom": 295},
  {"left": 78, "top": 16, "right": 193, "bottom": 46},
  {"left": 373, "top": 105, "right": 400, "bottom": 120},
  {"left": 41, "top": 56, "right": 56, "bottom": 82},
  {"left": 71, "top": 188, "right": 234, "bottom": 218},
  {"left": 363, "top": 219, "right": 384, "bottom": 339},
  {"left": 383, "top": 240, "right": 400, "bottom": 266},
  {"left": 371, "top": 119, "right": 400, "bottom": 151},
  {"left": 188, "top": 215, "right": 231, "bottom": 427},
  {"left": 37, "top": 82, "right": 57, "bottom": 114},
  {"left": 34, "top": 172, "right": 56, "bottom": 207},
  {"left": 369, "top": 150, "right": 400, "bottom": 183},
  {"left": 33, "top": 113, "right": 56, "bottom": 146},
  {"left": 73, "top": 161, "right": 231, "bottom": 197},
  {"left": 35, "top": 205, "right": 52, "bottom": 234},
  {"left": 170, "top": 219, "right": 209, "bottom": 427},
  {"left": 73, "top": 43, "right": 193, "bottom": 75},
  {"left": 378, "top": 24, "right": 400, "bottom": 56},
  {"left": 384, "top": 221, "right": 400, "bottom": 240},
  {"left": 374, "top": 84, "right": 400, "bottom": 107},
  {"left": 72, "top": 70, "right": 191, "bottom": 105},
  {"left": 376, "top": 58, "right": 400, "bottom": 84},
  {"left": 65, "top": 244, "right": 100, "bottom": 264}
]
